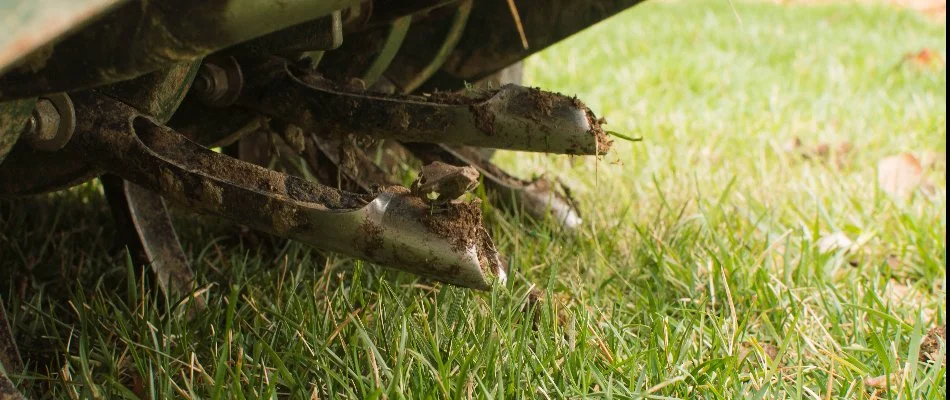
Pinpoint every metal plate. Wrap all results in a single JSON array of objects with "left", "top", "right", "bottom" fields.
[{"left": 0, "top": 0, "right": 128, "bottom": 76}]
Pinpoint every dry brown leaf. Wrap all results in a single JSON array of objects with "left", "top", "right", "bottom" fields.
[
  {"left": 878, "top": 153, "right": 930, "bottom": 199},
  {"left": 886, "top": 254, "right": 903, "bottom": 268},
  {"left": 739, "top": 340, "right": 781, "bottom": 366},
  {"left": 815, "top": 142, "right": 831, "bottom": 157},
  {"left": 886, "top": 280, "right": 917, "bottom": 302},
  {"left": 783, "top": 138, "right": 853, "bottom": 168},
  {"left": 904, "top": 48, "right": 946, "bottom": 68},
  {"left": 836, "top": 141, "right": 854, "bottom": 155},
  {"left": 832, "top": 141, "right": 854, "bottom": 168},
  {"left": 884, "top": 280, "right": 937, "bottom": 324},
  {"left": 864, "top": 372, "right": 901, "bottom": 389}
]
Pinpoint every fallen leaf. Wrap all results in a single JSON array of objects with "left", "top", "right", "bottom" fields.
[
  {"left": 836, "top": 141, "right": 854, "bottom": 155},
  {"left": 905, "top": 48, "right": 945, "bottom": 68},
  {"left": 884, "top": 280, "right": 937, "bottom": 324},
  {"left": 919, "top": 324, "right": 945, "bottom": 364},
  {"left": 878, "top": 153, "right": 929, "bottom": 199},
  {"left": 864, "top": 372, "right": 901, "bottom": 389},
  {"left": 817, "top": 232, "right": 854, "bottom": 253},
  {"left": 762, "top": 343, "right": 779, "bottom": 361},
  {"left": 815, "top": 142, "right": 831, "bottom": 157},
  {"left": 783, "top": 138, "right": 853, "bottom": 168},
  {"left": 739, "top": 337, "right": 783, "bottom": 369},
  {"left": 887, "top": 280, "right": 914, "bottom": 301},
  {"left": 832, "top": 140, "right": 854, "bottom": 168},
  {"left": 886, "top": 254, "right": 902, "bottom": 268}
]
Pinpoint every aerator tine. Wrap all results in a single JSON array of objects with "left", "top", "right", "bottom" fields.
[
  {"left": 237, "top": 59, "right": 612, "bottom": 155},
  {"left": 61, "top": 92, "right": 504, "bottom": 290}
]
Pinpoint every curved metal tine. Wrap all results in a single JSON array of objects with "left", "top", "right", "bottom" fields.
[
  {"left": 68, "top": 93, "right": 502, "bottom": 290},
  {"left": 0, "top": 302, "right": 24, "bottom": 400},
  {"left": 0, "top": 370, "right": 26, "bottom": 400},
  {"left": 308, "top": 134, "right": 397, "bottom": 193},
  {"left": 405, "top": 143, "right": 582, "bottom": 231},
  {"left": 101, "top": 175, "right": 205, "bottom": 310},
  {"left": 236, "top": 123, "right": 394, "bottom": 193},
  {"left": 238, "top": 60, "right": 611, "bottom": 155}
]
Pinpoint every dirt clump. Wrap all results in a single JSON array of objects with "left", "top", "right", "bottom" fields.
[
  {"left": 420, "top": 200, "right": 482, "bottom": 253},
  {"left": 527, "top": 87, "right": 556, "bottom": 117},
  {"left": 920, "top": 324, "right": 946, "bottom": 363},
  {"left": 355, "top": 218, "right": 384, "bottom": 257},
  {"left": 469, "top": 103, "right": 496, "bottom": 135}
]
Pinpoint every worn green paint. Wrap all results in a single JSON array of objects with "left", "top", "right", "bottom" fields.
[
  {"left": 100, "top": 60, "right": 202, "bottom": 122},
  {"left": 0, "top": 0, "right": 127, "bottom": 75},
  {"left": 0, "top": 98, "right": 35, "bottom": 165},
  {"left": 0, "top": 0, "right": 362, "bottom": 100},
  {"left": 362, "top": 15, "right": 413, "bottom": 87}
]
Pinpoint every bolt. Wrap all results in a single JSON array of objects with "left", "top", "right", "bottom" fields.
[
  {"left": 193, "top": 61, "right": 242, "bottom": 107},
  {"left": 21, "top": 95, "right": 75, "bottom": 152},
  {"left": 20, "top": 94, "right": 75, "bottom": 152}
]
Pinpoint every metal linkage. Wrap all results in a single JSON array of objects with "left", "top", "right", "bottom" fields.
[
  {"left": 239, "top": 59, "right": 612, "bottom": 155},
  {"left": 60, "top": 92, "right": 504, "bottom": 289},
  {"left": 0, "top": 0, "right": 364, "bottom": 100},
  {"left": 388, "top": 0, "right": 474, "bottom": 94},
  {"left": 101, "top": 175, "right": 204, "bottom": 309},
  {"left": 308, "top": 134, "right": 399, "bottom": 193},
  {"left": 0, "top": 99, "right": 34, "bottom": 165}
]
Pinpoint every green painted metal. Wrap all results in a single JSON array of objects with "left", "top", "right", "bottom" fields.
[
  {"left": 0, "top": 0, "right": 361, "bottom": 100},
  {"left": 362, "top": 15, "right": 413, "bottom": 87},
  {"left": 0, "top": 98, "right": 35, "bottom": 165},
  {"left": 400, "top": 0, "right": 473, "bottom": 94},
  {"left": 0, "top": 0, "right": 128, "bottom": 75},
  {"left": 100, "top": 60, "right": 202, "bottom": 122}
]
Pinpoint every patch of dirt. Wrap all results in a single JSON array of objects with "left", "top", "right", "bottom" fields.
[
  {"left": 568, "top": 96, "right": 613, "bottom": 154},
  {"left": 739, "top": 340, "right": 781, "bottom": 365},
  {"left": 420, "top": 200, "right": 482, "bottom": 253},
  {"left": 781, "top": 136, "right": 853, "bottom": 168},
  {"left": 920, "top": 324, "right": 946, "bottom": 363},
  {"left": 527, "top": 87, "right": 555, "bottom": 117},
  {"left": 521, "top": 286, "right": 545, "bottom": 329},
  {"left": 425, "top": 88, "right": 496, "bottom": 105},
  {"left": 355, "top": 217, "right": 384, "bottom": 257},
  {"left": 469, "top": 102, "right": 496, "bottom": 135},
  {"left": 476, "top": 226, "right": 501, "bottom": 277},
  {"left": 584, "top": 111, "right": 613, "bottom": 156}
]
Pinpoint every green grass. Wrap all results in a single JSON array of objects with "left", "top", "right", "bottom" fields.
[{"left": 1, "top": 0, "right": 946, "bottom": 398}]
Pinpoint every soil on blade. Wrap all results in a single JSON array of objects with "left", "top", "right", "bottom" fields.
[{"left": 420, "top": 200, "right": 482, "bottom": 253}]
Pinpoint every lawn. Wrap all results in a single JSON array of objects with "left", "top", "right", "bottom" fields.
[{"left": 1, "top": 0, "right": 946, "bottom": 398}]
